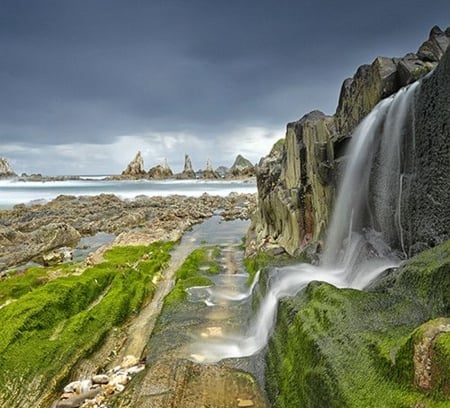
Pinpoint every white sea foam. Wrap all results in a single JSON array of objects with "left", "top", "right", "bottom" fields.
[{"left": 0, "top": 178, "right": 256, "bottom": 209}]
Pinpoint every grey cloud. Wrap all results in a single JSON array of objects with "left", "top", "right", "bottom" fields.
[{"left": 0, "top": 0, "right": 450, "bottom": 173}]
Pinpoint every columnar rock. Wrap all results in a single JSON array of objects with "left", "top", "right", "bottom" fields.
[
  {"left": 148, "top": 158, "right": 174, "bottom": 179},
  {"left": 0, "top": 157, "right": 16, "bottom": 178},
  {"left": 201, "top": 159, "right": 219, "bottom": 179},
  {"left": 176, "top": 154, "right": 196, "bottom": 179},
  {"left": 249, "top": 112, "right": 336, "bottom": 256},
  {"left": 248, "top": 26, "right": 450, "bottom": 257},
  {"left": 228, "top": 154, "right": 255, "bottom": 177},
  {"left": 402, "top": 42, "right": 450, "bottom": 255},
  {"left": 122, "top": 151, "right": 146, "bottom": 177}
]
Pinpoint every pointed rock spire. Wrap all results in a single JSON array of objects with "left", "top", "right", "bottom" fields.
[
  {"left": 202, "top": 158, "right": 219, "bottom": 179},
  {"left": 176, "top": 154, "right": 196, "bottom": 179},
  {"left": 0, "top": 157, "right": 16, "bottom": 178},
  {"left": 121, "top": 151, "right": 146, "bottom": 177}
]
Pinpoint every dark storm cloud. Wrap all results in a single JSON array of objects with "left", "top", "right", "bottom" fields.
[{"left": 0, "top": 0, "right": 449, "bottom": 167}]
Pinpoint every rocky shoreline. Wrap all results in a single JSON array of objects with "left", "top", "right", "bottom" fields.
[{"left": 0, "top": 192, "right": 257, "bottom": 273}]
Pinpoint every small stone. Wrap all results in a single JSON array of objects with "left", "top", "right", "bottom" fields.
[
  {"left": 121, "top": 354, "right": 139, "bottom": 368},
  {"left": 110, "top": 373, "right": 129, "bottom": 385},
  {"left": 115, "top": 383, "right": 125, "bottom": 393},
  {"left": 237, "top": 399, "right": 254, "bottom": 407},
  {"left": 102, "top": 383, "right": 116, "bottom": 396},
  {"left": 92, "top": 374, "right": 109, "bottom": 385},
  {"left": 127, "top": 364, "right": 145, "bottom": 375},
  {"left": 64, "top": 381, "right": 80, "bottom": 393}
]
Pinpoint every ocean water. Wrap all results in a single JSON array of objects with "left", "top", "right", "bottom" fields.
[{"left": 0, "top": 178, "right": 257, "bottom": 209}]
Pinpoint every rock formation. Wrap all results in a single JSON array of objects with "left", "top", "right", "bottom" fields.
[
  {"left": 176, "top": 154, "right": 196, "bottom": 179},
  {"left": 121, "top": 151, "right": 146, "bottom": 177},
  {"left": 0, "top": 157, "right": 16, "bottom": 178},
  {"left": 228, "top": 154, "right": 255, "bottom": 177},
  {"left": 201, "top": 159, "right": 219, "bottom": 179},
  {"left": 148, "top": 158, "right": 174, "bottom": 179},
  {"left": 248, "top": 26, "right": 450, "bottom": 257}
]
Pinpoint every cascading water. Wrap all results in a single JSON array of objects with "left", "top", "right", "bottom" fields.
[{"left": 187, "top": 81, "right": 420, "bottom": 363}]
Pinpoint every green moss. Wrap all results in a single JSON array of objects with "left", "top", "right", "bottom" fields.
[
  {"left": 163, "top": 247, "right": 220, "bottom": 308},
  {"left": 0, "top": 241, "right": 174, "bottom": 405},
  {"left": 266, "top": 240, "right": 450, "bottom": 408}
]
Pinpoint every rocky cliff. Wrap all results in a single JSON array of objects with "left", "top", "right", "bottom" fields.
[
  {"left": 0, "top": 158, "right": 16, "bottom": 178},
  {"left": 248, "top": 26, "right": 450, "bottom": 257}
]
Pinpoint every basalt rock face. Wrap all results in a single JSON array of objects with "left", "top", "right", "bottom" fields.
[
  {"left": 249, "top": 112, "right": 336, "bottom": 256},
  {"left": 401, "top": 45, "right": 450, "bottom": 256},
  {"left": 0, "top": 158, "right": 16, "bottom": 178},
  {"left": 248, "top": 26, "right": 450, "bottom": 257}
]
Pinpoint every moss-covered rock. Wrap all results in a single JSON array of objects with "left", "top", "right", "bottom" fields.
[
  {"left": 266, "top": 240, "right": 450, "bottom": 408},
  {"left": 0, "top": 242, "right": 173, "bottom": 408}
]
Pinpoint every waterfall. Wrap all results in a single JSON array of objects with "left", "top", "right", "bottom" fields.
[{"left": 187, "top": 81, "right": 420, "bottom": 363}]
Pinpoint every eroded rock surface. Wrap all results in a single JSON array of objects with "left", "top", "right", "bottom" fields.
[{"left": 0, "top": 193, "right": 256, "bottom": 272}]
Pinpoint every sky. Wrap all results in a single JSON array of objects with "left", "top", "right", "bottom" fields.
[{"left": 1, "top": 0, "right": 449, "bottom": 175}]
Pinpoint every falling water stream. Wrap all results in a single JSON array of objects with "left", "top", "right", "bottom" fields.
[{"left": 187, "top": 81, "right": 420, "bottom": 363}]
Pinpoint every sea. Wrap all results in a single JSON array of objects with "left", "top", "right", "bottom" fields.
[{"left": 0, "top": 177, "right": 257, "bottom": 210}]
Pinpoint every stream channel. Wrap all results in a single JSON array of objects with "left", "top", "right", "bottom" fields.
[{"left": 118, "top": 214, "right": 269, "bottom": 407}]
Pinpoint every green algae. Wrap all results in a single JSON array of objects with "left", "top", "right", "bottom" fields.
[
  {"left": 163, "top": 246, "right": 220, "bottom": 308},
  {"left": 266, "top": 240, "right": 450, "bottom": 408},
  {"left": 0, "top": 241, "right": 173, "bottom": 406}
]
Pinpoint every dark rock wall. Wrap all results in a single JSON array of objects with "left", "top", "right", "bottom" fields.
[{"left": 401, "top": 46, "right": 450, "bottom": 256}]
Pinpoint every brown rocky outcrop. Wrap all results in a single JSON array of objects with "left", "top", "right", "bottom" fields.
[
  {"left": 176, "top": 154, "right": 196, "bottom": 179},
  {"left": 0, "top": 158, "right": 16, "bottom": 178},
  {"left": 148, "top": 158, "right": 174, "bottom": 179},
  {"left": 412, "top": 318, "right": 450, "bottom": 394},
  {"left": 121, "top": 151, "right": 146, "bottom": 177},
  {"left": 0, "top": 193, "right": 256, "bottom": 272},
  {"left": 227, "top": 154, "right": 255, "bottom": 178},
  {"left": 0, "top": 222, "right": 80, "bottom": 270},
  {"left": 247, "top": 26, "right": 450, "bottom": 257},
  {"left": 201, "top": 159, "right": 219, "bottom": 179}
]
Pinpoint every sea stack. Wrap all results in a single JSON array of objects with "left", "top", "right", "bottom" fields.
[
  {"left": 228, "top": 154, "right": 255, "bottom": 177},
  {"left": 202, "top": 159, "right": 219, "bottom": 179},
  {"left": 148, "top": 158, "right": 174, "bottom": 179},
  {"left": 0, "top": 157, "right": 16, "bottom": 178},
  {"left": 121, "top": 151, "right": 146, "bottom": 178},
  {"left": 176, "top": 154, "right": 196, "bottom": 179}
]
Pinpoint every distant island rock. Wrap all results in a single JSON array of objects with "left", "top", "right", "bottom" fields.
[
  {"left": 148, "top": 159, "right": 174, "bottom": 179},
  {"left": 228, "top": 154, "right": 255, "bottom": 177},
  {"left": 0, "top": 157, "right": 16, "bottom": 178},
  {"left": 121, "top": 151, "right": 146, "bottom": 177},
  {"left": 117, "top": 152, "right": 256, "bottom": 180},
  {"left": 175, "top": 154, "right": 196, "bottom": 179},
  {"left": 201, "top": 159, "right": 219, "bottom": 179}
]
